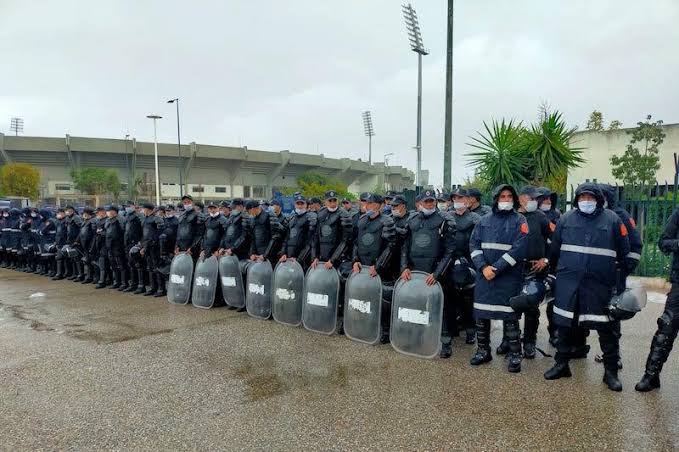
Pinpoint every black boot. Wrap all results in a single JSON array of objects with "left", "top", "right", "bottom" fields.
[
  {"left": 544, "top": 362, "right": 572, "bottom": 380},
  {"left": 144, "top": 271, "right": 158, "bottom": 296},
  {"left": 124, "top": 267, "right": 138, "bottom": 292},
  {"left": 52, "top": 260, "right": 65, "bottom": 280},
  {"left": 506, "top": 320, "right": 522, "bottom": 373},
  {"left": 496, "top": 322, "right": 510, "bottom": 355},
  {"left": 523, "top": 342, "right": 536, "bottom": 359},
  {"left": 470, "top": 319, "right": 492, "bottom": 365},
  {"left": 117, "top": 267, "right": 128, "bottom": 291},
  {"left": 154, "top": 273, "right": 167, "bottom": 297},
  {"left": 465, "top": 328, "right": 476, "bottom": 345},
  {"left": 133, "top": 268, "right": 146, "bottom": 294},
  {"left": 440, "top": 341, "right": 452, "bottom": 359},
  {"left": 111, "top": 269, "right": 121, "bottom": 289},
  {"left": 635, "top": 312, "right": 678, "bottom": 392},
  {"left": 603, "top": 368, "right": 623, "bottom": 392}
]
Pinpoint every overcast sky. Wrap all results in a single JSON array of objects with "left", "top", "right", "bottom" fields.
[{"left": 1, "top": 0, "right": 678, "bottom": 185}]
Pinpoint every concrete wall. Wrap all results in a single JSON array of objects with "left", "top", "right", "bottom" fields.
[{"left": 567, "top": 123, "right": 679, "bottom": 187}]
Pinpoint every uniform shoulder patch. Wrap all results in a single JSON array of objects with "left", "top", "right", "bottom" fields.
[
  {"left": 620, "top": 223, "right": 628, "bottom": 237},
  {"left": 520, "top": 222, "right": 529, "bottom": 234}
]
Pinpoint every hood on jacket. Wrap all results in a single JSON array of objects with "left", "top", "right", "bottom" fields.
[
  {"left": 537, "top": 187, "right": 559, "bottom": 210},
  {"left": 492, "top": 184, "right": 520, "bottom": 210},
  {"left": 574, "top": 183, "right": 605, "bottom": 208},
  {"left": 599, "top": 184, "right": 619, "bottom": 209}
]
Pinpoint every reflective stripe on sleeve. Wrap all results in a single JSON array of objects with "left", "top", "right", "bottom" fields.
[
  {"left": 579, "top": 314, "right": 610, "bottom": 323},
  {"left": 553, "top": 306, "right": 574, "bottom": 319},
  {"left": 627, "top": 252, "right": 641, "bottom": 261},
  {"left": 481, "top": 242, "right": 512, "bottom": 251},
  {"left": 561, "top": 244, "right": 616, "bottom": 258},
  {"left": 471, "top": 250, "right": 484, "bottom": 258},
  {"left": 502, "top": 253, "right": 516, "bottom": 266},
  {"left": 473, "top": 302, "right": 514, "bottom": 313}
]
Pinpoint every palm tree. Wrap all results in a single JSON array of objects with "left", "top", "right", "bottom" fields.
[{"left": 466, "top": 119, "right": 530, "bottom": 189}]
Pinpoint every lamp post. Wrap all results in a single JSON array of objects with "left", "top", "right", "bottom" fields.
[
  {"left": 443, "top": 0, "right": 454, "bottom": 190},
  {"left": 402, "top": 3, "right": 428, "bottom": 188},
  {"left": 362, "top": 111, "right": 375, "bottom": 164},
  {"left": 124, "top": 133, "right": 132, "bottom": 200},
  {"left": 146, "top": 115, "right": 162, "bottom": 205},
  {"left": 384, "top": 152, "right": 395, "bottom": 166},
  {"left": 166, "top": 98, "right": 183, "bottom": 197}
]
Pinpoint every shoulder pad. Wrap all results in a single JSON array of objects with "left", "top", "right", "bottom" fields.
[{"left": 307, "top": 211, "right": 318, "bottom": 226}]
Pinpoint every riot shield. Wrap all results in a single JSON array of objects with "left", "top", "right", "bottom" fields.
[
  {"left": 219, "top": 255, "right": 245, "bottom": 308},
  {"left": 390, "top": 271, "right": 444, "bottom": 359},
  {"left": 191, "top": 255, "right": 219, "bottom": 309},
  {"left": 302, "top": 263, "right": 340, "bottom": 335},
  {"left": 246, "top": 260, "right": 273, "bottom": 319},
  {"left": 343, "top": 268, "right": 383, "bottom": 345},
  {"left": 272, "top": 259, "right": 305, "bottom": 326},
  {"left": 167, "top": 253, "right": 194, "bottom": 305}
]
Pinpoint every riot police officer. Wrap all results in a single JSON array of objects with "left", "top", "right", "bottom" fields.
[
  {"left": 448, "top": 188, "right": 481, "bottom": 345},
  {"left": 134, "top": 203, "right": 165, "bottom": 297},
  {"left": 120, "top": 201, "right": 143, "bottom": 291},
  {"left": 497, "top": 186, "right": 553, "bottom": 359},
  {"left": 175, "top": 195, "right": 205, "bottom": 258},
  {"left": 246, "top": 199, "right": 282, "bottom": 262},
  {"left": 469, "top": 184, "right": 528, "bottom": 372},
  {"left": 537, "top": 187, "right": 562, "bottom": 223},
  {"left": 308, "top": 197, "right": 322, "bottom": 213},
  {"left": 352, "top": 193, "right": 396, "bottom": 280},
  {"left": 74, "top": 207, "right": 96, "bottom": 283},
  {"left": 544, "top": 183, "right": 630, "bottom": 391},
  {"left": 219, "top": 200, "right": 231, "bottom": 219},
  {"left": 36, "top": 209, "right": 57, "bottom": 276},
  {"left": 311, "top": 190, "right": 353, "bottom": 271},
  {"left": 399, "top": 190, "right": 457, "bottom": 358},
  {"left": 636, "top": 206, "right": 679, "bottom": 391},
  {"left": 0, "top": 208, "right": 8, "bottom": 267},
  {"left": 17, "top": 208, "right": 34, "bottom": 271},
  {"left": 279, "top": 194, "right": 317, "bottom": 269},
  {"left": 467, "top": 188, "right": 492, "bottom": 217},
  {"left": 63, "top": 205, "right": 83, "bottom": 280},
  {"left": 89, "top": 207, "right": 107, "bottom": 285},
  {"left": 157, "top": 205, "right": 179, "bottom": 281},
  {"left": 97, "top": 205, "right": 125, "bottom": 289},
  {"left": 201, "top": 201, "right": 228, "bottom": 259},
  {"left": 220, "top": 198, "right": 249, "bottom": 260}
]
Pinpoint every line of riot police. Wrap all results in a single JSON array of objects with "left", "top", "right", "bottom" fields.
[{"left": 0, "top": 182, "right": 651, "bottom": 391}]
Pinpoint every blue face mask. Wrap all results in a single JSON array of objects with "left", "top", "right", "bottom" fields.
[
  {"left": 365, "top": 209, "right": 375, "bottom": 217},
  {"left": 578, "top": 200, "right": 597, "bottom": 214}
]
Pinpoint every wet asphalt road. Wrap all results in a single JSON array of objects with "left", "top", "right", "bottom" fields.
[{"left": 1, "top": 269, "right": 678, "bottom": 451}]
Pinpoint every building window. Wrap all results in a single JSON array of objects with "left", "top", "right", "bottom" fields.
[
  {"left": 243, "top": 186, "right": 251, "bottom": 198},
  {"left": 192, "top": 186, "right": 204, "bottom": 193},
  {"left": 253, "top": 186, "right": 265, "bottom": 198},
  {"left": 215, "top": 186, "right": 227, "bottom": 193},
  {"left": 55, "top": 184, "right": 71, "bottom": 191}
]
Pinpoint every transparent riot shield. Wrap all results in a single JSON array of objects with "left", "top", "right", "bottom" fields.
[
  {"left": 167, "top": 253, "right": 194, "bottom": 305},
  {"left": 302, "top": 263, "right": 340, "bottom": 335},
  {"left": 343, "top": 268, "right": 382, "bottom": 345},
  {"left": 272, "top": 259, "right": 305, "bottom": 326},
  {"left": 219, "top": 255, "right": 245, "bottom": 308},
  {"left": 390, "top": 271, "right": 444, "bottom": 359},
  {"left": 191, "top": 255, "right": 219, "bottom": 309},
  {"left": 246, "top": 260, "right": 273, "bottom": 319}
]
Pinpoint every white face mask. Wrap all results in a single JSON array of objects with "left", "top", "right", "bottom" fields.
[
  {"left": 184, "top": 204, "right": 193, "bottom": 211},
  {"left": 209, "top": 211, "right": 219, "bottom": 218},
  {"left": 392, "top": 208, "right": 405, "bottom": 218},
  {"left": 437, "top": 203, "right": 447, "bottom": 211},
  {"left": 31, "top": 213, "right": 37, "bottom": 218},
  {"left": 453, "top": 202, "right": 466, "bottom": 210},
  {"left": 421, "top": 207, "right": 436, "bottom": 216},
  {"left": 294, "top": 208, "right": 307, "bottom": 215},
  {"left": 497, "top": 201, "right": 513, "bottom": 211},
  {"left": 327, "top": 206, "right": 338, "bottom": 213},
  {"left": 540, "top": 203, "right": 551, "bottom": 212},
  {"left": 578, "top": 200, "right": 597, "bottom": 214},
  {"left": 106, "top": 212, "right": 114, "bottom": 218},
  {"left": 525, "top": 200, "right": 538, "bottom": 212},
  {"left": 56, "top": 214, "right": 64, "bottom": 219}
]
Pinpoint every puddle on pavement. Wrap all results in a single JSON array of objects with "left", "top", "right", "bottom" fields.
[{"left": 232, "top": 356, "right": 364, "bottom": 402}]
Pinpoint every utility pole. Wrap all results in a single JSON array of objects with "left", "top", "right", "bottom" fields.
[{"left": 443, "top": 0, "right": 453, "bottom": 190}]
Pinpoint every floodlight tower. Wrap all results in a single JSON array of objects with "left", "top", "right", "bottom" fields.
[
  {"left": 10, "top": 117, "right": 24, "bottom": 136},
  {"left": 402, "top": 3, "right": 428, "bottom": 187},
  {"left": 362, "top": 111, "right": 375, "bottom": 164}
]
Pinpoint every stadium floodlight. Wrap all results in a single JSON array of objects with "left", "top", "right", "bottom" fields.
[
  {"left": 402, "top": 3, "right": 428, "bottom": 187},
  {"left": 10, "top": 117, "right": 24, "bottom": 136},
  {"left": 146, "top": 115, "right": 163, "bottom": 205},
  {"left": 166, "top": 98, "right": 183, "bottom": 197},
  {"left": 362, "top": 111, "right": 375, "bottom": 164},
  {"left": 384, "top": 152, "right": 395, "bottom": 166}
]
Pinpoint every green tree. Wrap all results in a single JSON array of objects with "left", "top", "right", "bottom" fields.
[
  {"left": 610, "top": 115, "right": 665, "bottom": 197},
  {"left": 608, "top": 120, "right": 623, "bottom": 131},
  {"left": 71, "top": 168, "right": 123, "bottom": 201},
  {"left": 282, "top": 171, "right": 355, "bottom": 200},
  {"left": 466, "top": 119, "right": 530, "bottom": 189},
  {"left": 0, "top": 163, "right": 40, "bottom": 199},
  {"left": 586, "top": 110, "right": 604, "bottom": 131}
]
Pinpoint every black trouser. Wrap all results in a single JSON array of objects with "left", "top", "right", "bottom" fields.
[
  {"left": 642, "top": 283, "right": 679, "bottom": 376},
  {"left": 453, "top": 286, "right": 475, "bottom": 332},
  {"left": 555, "top": 324, "right": 619, "bottom": 369}
]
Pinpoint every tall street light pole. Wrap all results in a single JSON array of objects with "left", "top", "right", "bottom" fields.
[
  {"left": 167, "top": 98, "right": 183, "bottom": 197},
  {"left": 146, "top": 115, "right": 162, "bottom": 205},
  {"left": 443, "top": 0, "right": 454, "bottom": 190},
  {"left": 403, "top": 3, "right": 428, "bottom": 188},
  {"left": 362, "top": 111, "right": 375, "bottom": 164}
]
